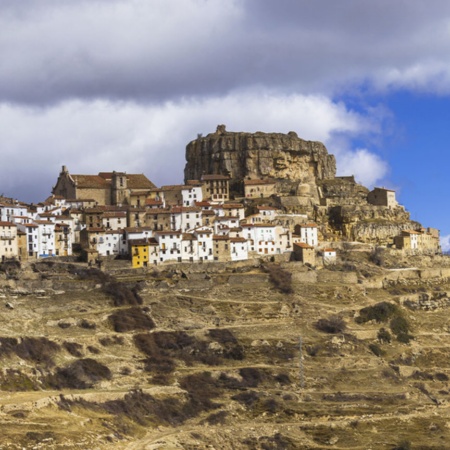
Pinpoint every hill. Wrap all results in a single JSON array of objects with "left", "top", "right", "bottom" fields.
[{"left": 1, "top": 251, "right": 450, "bottom": 449}]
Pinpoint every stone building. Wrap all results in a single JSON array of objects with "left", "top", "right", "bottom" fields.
[
  {"left": 367, "top": 187, "right": 398, "bottom": 209},
  {"left": 52, "top": 166, "right": 156, "bottom": 206},
  {"left": 201, "top": 174, "right": 230, "bottom": 202},
  {"left": 293, "top": 242, "right": 315, "bottom": 265},
  {"left": 244, "top": 178, "right": 276, "bottom": 198},
  {"left": 0, "top": 222, "right": 18, "bottom": 261}
]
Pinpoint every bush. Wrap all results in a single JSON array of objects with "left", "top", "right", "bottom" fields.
[
  {"left": 49, "top": 358, "right": 112, "bottom": 389},
  {"left": 179, "top": 372, "right": 221, "bottom": 415},
  {"left": 204, "top": 410, "right": 227, "bottom": 425},
  {"left": 0, "top": 337, "right": 60, "bottom": 366},
  {"left": 370, "top": 247, "right": 385, "bottom": 266},
  {"left": 356, "top": 302, "right": 398, "bottom": 324},
  {"left": 108, "top": 307, "right": 155, "bottom": 332},
  {"left": 208, "top": 329, "right": 244, "bottom": 360},
  {"left": 263, "top": 264, "right": 293, "bottom": 294},
  {"left": 63, "top": 342, "right": 83, "bottom": 357},
  {"left": 315, "top": 316, "right": 346, "bottom": 334},
  {"left": 396, "top": 332, "right": 413, "bottom": 344},
  {"left": 392, "top": 441, "right": 411, "bottom": 450},
  {"left": 231, "top": 390, "right": 260, "bottom": 407},
  {"left": 104, "top": 282, "right": 143, "bottom": 306},
  {"left": 390, "top": 316, "right": 410, "bottom": 336},
  {"left": 377, "top": 328, "right": 392, "bottom": 343},
  {"left": 368, "top": 343, "right": 385, "bottom": 357},
  {"left": 79, "top": 319, "right": 96, "bottom": 330},
  {"left": 99, "top": 336, "right": 124, "bottom": 346},
  {"left": 435, "top": 372, "right": 449, "bottom": 382}
]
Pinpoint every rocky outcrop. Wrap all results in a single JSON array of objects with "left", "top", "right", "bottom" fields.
[
  {"left": 184, "top": 125, "right": 336, "bottom": 195},
  {"left": 328, "top": 204, "right": 418, "bottom": 244}
]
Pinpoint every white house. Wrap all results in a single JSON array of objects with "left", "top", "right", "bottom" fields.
[
  {"left": 193, "top": 227, "right": 214, "bottom": 262},
  {"left": 322, "top": 248, "right": 337, "bottom": 264},
  {"left": 155, "top": 230, "right": 183, "bottom": 263},
  {"left": 170, "top": 207, "right": 202, "bottom": 232},
  {"left": 181, "top": 184, "right": 203, "bottom": 207},
  {"left": 35, "top": 220, "right": 56, "bottom": 258},
  {"left": 230, "top": 237, "right": 248, "bottom": 261},
  {"left": 96, "top": 230, "right": 122, "bottom": 256},
  {"left": 0, "top": 203, "right": 28, "bottom": 222},
  {"left": 181, "top": 233, "right": 198, "bottom": 262},
  {"left": 298, "top": 223, "right": 318, "bottom": 247}
]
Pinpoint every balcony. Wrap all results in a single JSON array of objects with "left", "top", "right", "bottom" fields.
[{"left": 0, "top": 235, "right": 14, "bottom": 240}]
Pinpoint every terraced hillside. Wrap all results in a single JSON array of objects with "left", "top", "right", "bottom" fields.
[{"left": 1, "top": 253, "right": 450, "bottom": 449}]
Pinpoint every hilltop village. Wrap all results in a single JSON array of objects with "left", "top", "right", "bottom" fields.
[{"left": 0, "top": 126, "right": 441, "bottom": 267}]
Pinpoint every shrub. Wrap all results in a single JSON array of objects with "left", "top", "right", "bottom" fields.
[
  {"left": 370, "top": 247, "right": 385, "bottom": 266},
  {"left": 231, "top": 390, "right": 260, "bottom": 407},
  {"left": 87, "top": 346, "right": 100, "bottom": 354},
  {"left": 0, "top": 337, "right": 60, "bottom": 366},
  {"left": 263, "top": 264, "right": 293, "bottom": 294},
  {"left": 396, "top": 332, "right": 413, "bottom": 344},
  {"left": 204, "top": 410, "right": 227, "bottom": 425},
  {"left": 208, "top": 329, "right": 244, "bottom": 360},
  {"left": 435, "top": 372, "right": 449, "bottom": 382},
  {"left": 79, "top": 319, "right": 96, "bottom": 330},
  {"left": 390, "top": 316, "right": 410, "bottom": 336},
  {"left": 392, "top": 441, "right": 411, "bottom": 450},
  {"left": 104, "top": 282, "right": 143, "bottom": 306},
  {"left": 179, "top": 372, "right": 221, "bottom": 415},
  {"left": 356, "top": 302, "right": 398, "bottom": 324},
  {"left": 305, "top": 344, "right": 321, "bottom": 357},
  {"left": 239, "top": 367, "right": 269, "bottom": 387},
  {"left": 63, "top": 342, "right": 83, "bottom": 357},
  {"left": 377, "top": 328, "right": 392, "bottom": 343},
  {"left": 368, "top": 343, "right": 385, "bottom": 357},
  {"left": 108, "top": 307, "right": 155, "bottom": 333},
  {"left": 99, "top": 336, "right": 124, "bottom": 346},
  {"left": 315, "top": 315, "right": 346, "bottom": 334},
  {"left": 49, "top": 358, "right": 112, "bottom": 389}
]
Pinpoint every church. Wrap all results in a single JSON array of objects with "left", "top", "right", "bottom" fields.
[{"left": 52, "top": 166, "right": 156, "bottom": 206}]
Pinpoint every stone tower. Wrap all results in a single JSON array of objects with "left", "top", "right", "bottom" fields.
[{"left": 111, "top": 171, "right": 128, "bottom": 205}]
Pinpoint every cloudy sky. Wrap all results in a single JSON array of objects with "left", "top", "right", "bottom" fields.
[{"left": 2, "top": 0, "right": 450, "bottom": 246}]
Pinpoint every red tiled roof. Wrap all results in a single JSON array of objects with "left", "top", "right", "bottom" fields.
[
  {"left": 201, "top": 174, "right": 230, "bottom": 181},
  {"left": 294, "top": 242, "right": 314, "bottom": 249},
  {"left": 244, "top": 178, "right": 276, "bottom": 186}
]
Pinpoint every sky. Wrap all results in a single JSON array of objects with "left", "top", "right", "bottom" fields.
[{"left": 1, "top": 0, "right": 450, "bottom": 248}]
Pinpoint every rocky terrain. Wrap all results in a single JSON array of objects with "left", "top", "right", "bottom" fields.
[
  {"left": 1, "top": 251, "right": 450, "bottom": 449},
  {"left": 184, "top": 127, "right": 421, "bottom": 244},
  {"left": 184, "top": 125, "right": 336, "bottom": 198}
]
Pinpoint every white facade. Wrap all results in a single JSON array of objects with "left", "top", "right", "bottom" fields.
[
  {"left": 96, "top": 230, "right": 122, "bottom": 256},
  {"left": 323, "top": 248, "right": 337, "bottom": 264},
  {"left": 35, "top": 221, "right": 56, "bottom": 257},
  {"left": 170, "top": 207, "right": 202, "bottom": 232},
  {"left": 0, "top": 203, "right": 28, "bottom": 222},
  {"left": 156, "top": 231, "right": 183, "bottom": 263},
  {"left": 299, "top": 223, "right": 318, "bottom": 247},
  {"left": 230, "top": 238, "right": 248, "bottom": 261},
  {"left": 194, "top": 228, "right": 214, "bottom": 261},
  {"left": 182, "top": 185, "right": 203, "bottom": 207}
]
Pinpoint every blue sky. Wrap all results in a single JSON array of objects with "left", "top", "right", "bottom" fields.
[{"left": 1, "top": 1, "right": 450, "bottom": 247}]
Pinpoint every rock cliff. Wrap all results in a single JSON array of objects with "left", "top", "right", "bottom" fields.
[{"left": 184, "top": 125, "right": 336, "bottom": 195}]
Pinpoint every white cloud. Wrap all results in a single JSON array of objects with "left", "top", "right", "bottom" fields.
[
  {"left": 336, "top": 148, "right": 389, "bottom": 188},
  {"left": 0, "top": 91, "right": 387, "bottom": 201},
  {"left": 440, "top": 234, "right": 450, "bottom": 253}
]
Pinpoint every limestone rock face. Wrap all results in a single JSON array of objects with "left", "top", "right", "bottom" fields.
[{"left": 184, "top": 126, "right": 336, "bottom": 193}]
